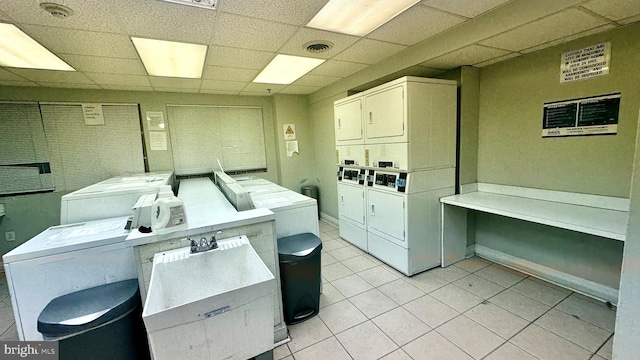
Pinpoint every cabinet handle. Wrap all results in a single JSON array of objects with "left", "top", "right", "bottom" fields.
[
  {"left": 338, "top": 118, "right": 341, "bottom": 129},
  {"left": 369, "top": 112, "right": 373, "bottom": 124},
  {"left": 371, "top": 204, "right": 375, "bottom": 216},
  {"left": 341, "top": 195, "right": 344, "bottom": 205}
]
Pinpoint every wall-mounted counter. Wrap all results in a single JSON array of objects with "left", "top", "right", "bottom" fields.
[{"left": 441, "top": 183, "right": 629, "bottom": 304}]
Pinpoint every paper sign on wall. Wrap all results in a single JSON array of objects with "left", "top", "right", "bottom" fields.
[
  {"left": 560, "top": 42, "right": 610, "bottom": 83},
  {"left": 149, "top": 131, "right": 167, "bottom": 150},
  {"left": 82, "top": 103, "right": 104, "bottom": 125},
  {"left": 283, "top": 124, "right": 296, "bottom": 140},
  {"left": 542, "top": 93, "right": 620, "bottom": 137},
  {"left": 147, "top": 111, "right": 165, "bottom": 131},
  {"left": 286, "top": 141, "right": 299, "bottom": 157}
]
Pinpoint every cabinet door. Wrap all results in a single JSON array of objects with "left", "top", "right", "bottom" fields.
[
  {"left": 338, "top": 183, "right": 365, "bottom": 225},
  {"left": 335, "top": 98, "right": 363, "bottom": 143},
  {"left": 364, "top": 85, "right": 405, "bottom": 140},
  {"left": 367, "top": 189, "right": 406, "bottom": 244}
]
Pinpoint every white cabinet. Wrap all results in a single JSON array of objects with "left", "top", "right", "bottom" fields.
[
  {"left": 364, "top": 85, "right": 405, "bottom": 143},
  {"left": 334, "top": 98, "right": 363, "bottom": 144}
]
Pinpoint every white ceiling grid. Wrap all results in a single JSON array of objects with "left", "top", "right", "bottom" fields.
[{"left": 0, "top": 0, "right": 636, "bottom": 95}]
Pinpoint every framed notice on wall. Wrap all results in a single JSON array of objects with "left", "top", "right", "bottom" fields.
[
  {"left": 542, "top": 93, "right": 620, "bottom": 138},
  {"left": 560, "top": 42, "right": 611, "bottom": 83}
]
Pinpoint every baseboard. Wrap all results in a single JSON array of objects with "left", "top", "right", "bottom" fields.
[
  {"left": 474, "top": 245, "right": 618, "bottom": 305},
  {"left": 320, "top": 213, "right": 338, "bottom": 227},
  {"left": 274, "top": 323, "right": 289, "bottom": 343},
  {"left": 466, "top": 244, "right": 475, "bottom": 257}
]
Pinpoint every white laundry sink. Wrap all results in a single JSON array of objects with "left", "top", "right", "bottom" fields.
[{"left": 142, "top": 236, "right": 275, "bottom": 360}]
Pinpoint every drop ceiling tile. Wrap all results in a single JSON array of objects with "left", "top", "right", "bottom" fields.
[
  {"left": 149, "top": 77, "right": 201, "bottom": 89},
  {"left": 0, "top": 0, "right": 124, "bottom": 33},
  {"left": 0, "top": 69, "right": 29, "bottom": 81},
  {"left": 110, "top": 0, "right": 216, "bottom": 43},
  {"left": 211, "top": 13, "right": 298, "bottom": 52},
  {"left": 368, "top": 5, "right": 467, "bottom": 46},
  {"left": 6, "top": 69, "right": 95, "bottom": 83},
  {"left": 206, "top": 46, "right": 275, "bottom": 69},
  {"left": 200, "top": 89, "right": 240, "bottom": 95},
  {"left": 36, "top": 82, "right": 101, "bottom": 89},
  {"left": 619, "top": 13, "right": 640, "bottom": 25},
  {"left": 218, "top": 0, "right": 327, "bottom": 25},
  {"left": 280, "top": 85, "right": 322, "bottom": 94},
  {"left": 279, "top": 28, "right": 360, "bottom": 59},
  {"left": 292, "top": 74, "right": 341, "bottom": 87},
  {"left": 420, "top": 0, "right": 511, "bottom": 18},
  {"left": 410, "top": 66, "right": 448, "bottom": 77},
  {"left": 202, "top": 66, "right": 259, "bottom": 82},
  {"left": 479, "top": 8, "right": 609, "bottom": 51},
  {"left": 0, "top": 9, "right": 12, "bottom": 22},
  {"left": 201, "top": 80, "right": 248, "bottom": 91},
  {"left": 58, "top": 54, "right": 146, "bottom": 75},
  {"left": 0, "top": 80, "right": 38, "bottom": 87},
  {"left": 520, "top": 24, "right": 618, "bottom": 54},
  {"left": 21, "top": 25, "right": 138, "bottom": 58},
  {"left": 100, "top": 85, "right": 154, "bottom": 92},
  {"left": 420, "top": 45, "right": 512, "bottom": 69},
  {"left": 85, "top": 73, "right": 151, "bottom": 87},
  {"left": 309, "top": 60, "right": 367, "bottom": 77},
  {"left": 473, "top": 52, "right": 521, "bottom": 67},
  {"left": 242, "top": 82, "right": 286, "bottom": 94},
  {"left": 333, "top": 39, "right": 407, "bottom": 65},
  {"left": 581, "top": 0, "right": 640, "bottom": 21}
]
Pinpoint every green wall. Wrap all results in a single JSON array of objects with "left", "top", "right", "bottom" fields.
[
  {"left": 478, "top": 23, "right": 640, "bottom": 197},
  {"left": 272, "top": 95, "right": 318, "bottom": 192}
]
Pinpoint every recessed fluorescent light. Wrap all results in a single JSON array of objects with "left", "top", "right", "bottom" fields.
[
  {"left": 0, "top": 23, "right": 74, "bottom": 71},
  {"left": 307, "top": 0, "right": 421, "bottom": 36},
  {"left": 253, "top": 54, "right": 325, "bottom": 85},
  {"left": 131, "top": 37, "right": 207, "bottom": 78},
  {"left": 156, "top": 0, "right": 218, "bottom": 10}
]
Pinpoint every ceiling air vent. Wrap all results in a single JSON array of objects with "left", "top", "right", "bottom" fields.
[
  {"left": 304, "top": 41, "right": 334, "bottom": 54},
  {"left": 40, "top": 3, "right": 74, "bottom": 18}
]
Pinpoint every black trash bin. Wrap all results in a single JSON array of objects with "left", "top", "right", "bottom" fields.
[
  {"left": 277, "top": 233, "right": 322, "bottom": 325},
  {"left": 37, "top": 279, "right": 150, "bottom": 360}
]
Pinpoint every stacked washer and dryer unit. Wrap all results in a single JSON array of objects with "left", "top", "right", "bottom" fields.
[{"left": 335, "top": 76, "right": 457, "bottom": 276}]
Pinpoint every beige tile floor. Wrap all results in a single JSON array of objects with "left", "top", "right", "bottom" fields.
[
  {"left": 0, "top": 221, "right": 616, "bottom": 360},
  {"left": 274, "top": 220, "right": 616, "bottom": 360}
]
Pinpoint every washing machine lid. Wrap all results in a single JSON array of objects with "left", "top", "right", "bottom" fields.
[
  {"left": 251, "top": 190, "right": 316, "bottom": 212},
  {"left": 2, "top": 216, "right": 131, "bottom": 263},
  {"left": 37, "top": 279, "right": 140, "bottom": 338}
]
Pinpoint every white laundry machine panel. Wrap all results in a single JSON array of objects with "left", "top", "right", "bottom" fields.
[
  {"left": 250, "top": 190, "right": 318, "bottom": 238},
  {"left": 2, "top": 217, "right": 136, "bottom": 340},
  {"left": 367, "top": 189, "right": 406, "bottom": 248},
  {"left": 337, "top": 166, "right": 368, "bottom": 251},
  {"left": 60, "top": 172, "right": 173, "bottom": 224}
]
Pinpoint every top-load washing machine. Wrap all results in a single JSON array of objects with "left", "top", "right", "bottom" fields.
[
  {"left": 60, "top": 172, "right": 173, "bottom": 224},
  {"left": 3, "top": 216, "right": 136, "bottom": 340}
]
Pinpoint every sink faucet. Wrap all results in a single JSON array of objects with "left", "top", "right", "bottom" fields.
[{"left": 190, "top": 230, "right": 223, "bottom": 254}]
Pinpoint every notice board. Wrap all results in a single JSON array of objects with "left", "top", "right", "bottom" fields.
[{"left": 542, "top": 93, "right": 620, "bottom": 137}]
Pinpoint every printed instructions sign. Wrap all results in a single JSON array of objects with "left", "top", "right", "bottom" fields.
[
  {"left": 560, "top": 42, "right": 610, "bottom": 83},
  {"left": 542, "top": 93, "right": 620, "bottom": 137}
]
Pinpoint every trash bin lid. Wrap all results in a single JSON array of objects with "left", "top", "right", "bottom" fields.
[
  {"left": 277, "top": 233, "right": 322, "bottom": 261},
  {"left": 37, "top": 279, "right": 140, "bottom": 338}
]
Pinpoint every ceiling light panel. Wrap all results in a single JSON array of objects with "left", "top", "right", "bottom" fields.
[
  {"left": 156, "top": 0, "right": 217, "bottom": 10},
  {"left": 306, "top": 0, "right": 421, "bottom": 36},
  {"left": 253, "top": 54, "right": 325, "bottom": 85},
  {"left": 131, "top": 37, "right": 207, "bottom": 78},
  {"left": 0, "top": 24, "right": 74, "bottom": 71}
]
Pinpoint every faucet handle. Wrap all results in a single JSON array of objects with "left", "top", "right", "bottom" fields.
[
  {"left": 189, "top": 238, "right": 198, "bottom": 253},
  {"left": 209, "top": 230, "right": 222, "bottom": 249}
]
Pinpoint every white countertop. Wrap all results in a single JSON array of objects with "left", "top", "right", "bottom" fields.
[{"left": 441, "top": 191, "right": 628, "bottom": 241}]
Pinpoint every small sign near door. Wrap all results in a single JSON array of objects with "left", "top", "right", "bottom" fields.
[{"left": 283, "top": 124, "right": 296, "bottom": 140}]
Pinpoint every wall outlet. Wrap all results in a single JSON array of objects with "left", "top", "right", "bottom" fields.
[{"left": 5, "top": 231, "right": 15, "bottom": 242}]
